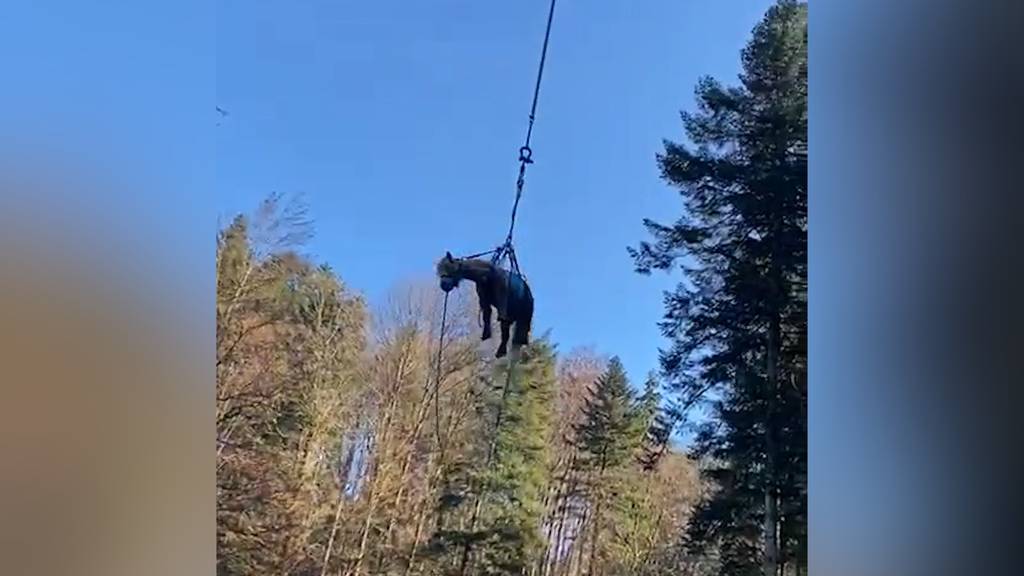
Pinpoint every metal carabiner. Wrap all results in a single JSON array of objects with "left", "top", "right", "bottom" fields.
[{"left": 518, "top": 145, "right": 534, "bottom": 164}]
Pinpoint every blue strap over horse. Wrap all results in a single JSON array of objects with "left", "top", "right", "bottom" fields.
[{"left": 507, "top": 272, "right": 528, "bottom": 309}]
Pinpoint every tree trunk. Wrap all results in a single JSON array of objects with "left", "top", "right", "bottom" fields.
[
  {"left": 571, "top": 501, "right": 591, "bottom": 576},
  {"left": 627, "top": 480, "right": 653, "bottom": 572},
  {"left": 376, "top": 379, "right": 436, "bottom": 570},
  {"left": 763, "top": 312, "right": 781, "bottom": 576},
  {"left": 347, "top": 475, "right": 380, "bottom": 576},
  {"left": 534, "top": 453, "right": 570, "bottom": 576},
  {"left": 457, "top": 496, "right": 485, "bottom": 575},
  {"left": 347, "top": 387, "right": 403, "bottom": 576},
  {"left": 544, "top": 451, "right": 576, "bottom": 576},
  {"left": 586, "top": 499, "right": 602, "bottom": 576},
  {"left": 347, "top": 340, "right": 416, "bottom": 576},
  {"left": 403, "top": 503, "right": 429, "bottom": 576},
  {"left": 547, "top": 495, "right": 569, "bottom": 576},
  {"left": 409, "top": 391, "right": 470, "bottom": 576},
  {"left": 533, "top": 483, "right": 556, "bottom": 576},
  {"left": 320, "top": 492, "right": 346, "bottom": 576},
  {"left": 585, "top": 450, "right": 608, "bottom": 576},
  {"left": 402, "top": 456, "right": 446, "bottom": 576}
]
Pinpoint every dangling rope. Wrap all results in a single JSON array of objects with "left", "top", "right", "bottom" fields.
[{"left": 432, "top": 291, "right": 450, "bottom": 466}]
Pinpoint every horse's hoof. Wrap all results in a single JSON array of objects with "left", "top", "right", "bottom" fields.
[
  {"left": 482, "top": 332, "right": 491, "bottom": 341},
  {"left": 495, "top": 347, "right": 507, "bottom": 359}
]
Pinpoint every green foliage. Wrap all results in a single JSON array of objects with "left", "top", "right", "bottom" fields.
[
  {"left": 568, "top": 358, "right": 665, "bottom": 574},
  {"left": 629, "top": 1, "right": 807, "bottom": 574},
  {"left": 217, "top": 196, "right": 706, "bottom": 576},
  {"left": 482, "top": 342, "right": 557, "bottom": 571},
  {"left": 216, "top": 197, "right": 367, "bottom": 576},
  {"left": 216, "top": 215, "right": 251, "bottom": 305},
  {"left": 430, "top": 338, "right": 565, "bottom": 569}
]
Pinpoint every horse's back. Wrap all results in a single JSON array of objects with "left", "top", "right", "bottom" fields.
[
  {"left": 504, "top": 270, "right": 532, "bottom": 318},
  {"left": 487, "top": 266, "right": 527, "bottom": 319}
]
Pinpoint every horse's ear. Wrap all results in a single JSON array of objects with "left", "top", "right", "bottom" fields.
[{"left": 445, "top": 251, "right": 453, "bottom": 261}]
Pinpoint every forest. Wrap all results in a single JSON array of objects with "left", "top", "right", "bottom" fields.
[{"left": 216, "top": 2, "right": 806, "bottom": 575}]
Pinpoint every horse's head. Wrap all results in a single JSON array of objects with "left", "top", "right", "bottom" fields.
[{"left": 436, "top": 251, "right": 461, "bottom": 292}]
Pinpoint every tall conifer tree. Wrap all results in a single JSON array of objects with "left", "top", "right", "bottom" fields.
[{"left": 630, "top": 2, "right": 807, "bottom": 574}]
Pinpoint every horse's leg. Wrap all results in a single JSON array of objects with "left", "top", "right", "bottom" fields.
[
  {"left": 512, "top": 317, "right": 530, "bottom": 347},
  {"left": 496, "top": 320, "right": 510, "bottom": 358},
  {"left": 480, "top": 304, "right": 492, "bottom": 341},
  {"left": 476, "top": 283, "right": 492, "bottom": 341},
  {"left": 512, "top": 290, "right": 534, "bottom": 347}
]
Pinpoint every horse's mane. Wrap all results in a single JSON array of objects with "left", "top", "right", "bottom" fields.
[
  {"left": 436, "top": 256, "right": 494, "bottom": 278},
  {"left": 458, "top": 258, "right": 494, "bottom": 274}
]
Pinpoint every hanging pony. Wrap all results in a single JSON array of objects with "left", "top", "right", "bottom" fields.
[{"left": 436, "top": 251, "right": 533, "bottom": 358}]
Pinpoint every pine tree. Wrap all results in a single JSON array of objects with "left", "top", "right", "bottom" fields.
[
  {"left": 430, "top": 339, "right": 558, "bottom": 576},
  {"left": 486, "top": 342, "right": 557, "bottom": 575},
  {"left": 575, "top": 358, "right": 640, "bottom": 473},
  {"left": 629, "top": 2, "right": 807, "bottom": 574},
  {"left": 602, "top": 372, "right": 663, "bottom": 574},
  {"left": 571, "top": 357, "right": 647, "bottom": 576},
  {"left": 636, "top": 373, "right": 661, "bottom": 441}
]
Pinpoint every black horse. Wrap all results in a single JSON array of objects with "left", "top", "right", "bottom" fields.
[{"left": 436, "top": 251, "right": 534, "bottom": 358}]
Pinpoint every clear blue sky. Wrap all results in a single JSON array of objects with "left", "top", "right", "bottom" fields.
[{"left": 216, "top": 0, "right": 774, "bottom": 384}]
